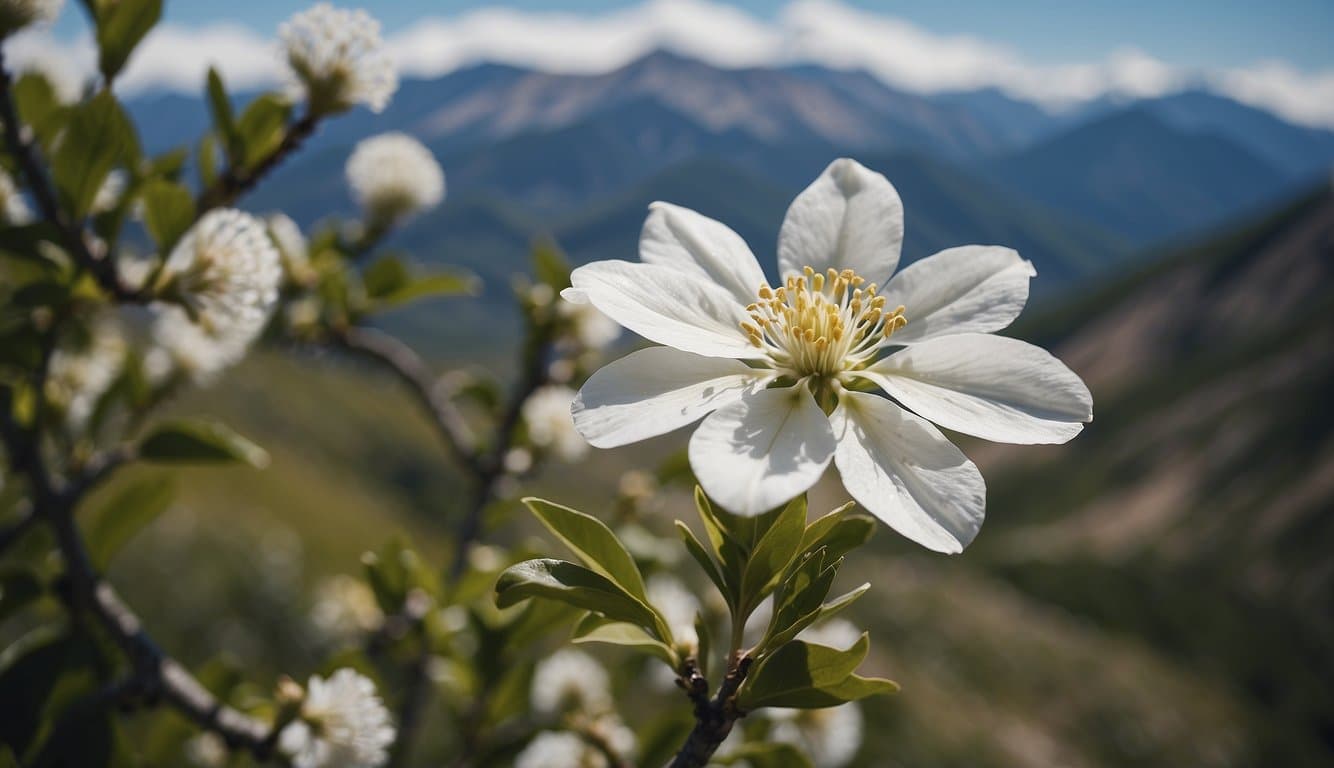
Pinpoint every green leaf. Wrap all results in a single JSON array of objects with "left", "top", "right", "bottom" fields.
[
  {"left": 362, "top": 254, "right": 411, "bottom": 298},
  {"left": 740, "top": 495, "right": 809, "bottom": 612},
  {"left": 361, "top": 537, "right": 432, "bottom": 614},
  {"left": 495, "top": 559, "right": 664, "bottom": 638},
  {"left": 50, "top": 91, "right": 139, "bottom": 218},
  {"left": 531, "top": 239, "right": 572, "bottom": 290},
  {"left": 196, "top": 133, "right": 220, "bottom": 188},
  {"left": 523, "top": 497, "right": 647, "bottom": 601},
  {"left": 12, "top": 74, "right": 65, "bottom": 147},
  {"left": 84, "top": 476, "right": 175, "bottom": 570},
  {"left": 796, "top": 505, "right": 874, "bottom": 567},
  {"left": 204, "top": 67, "right": 237, "bottom": 162},
  {"left": 571, "top": 613, "right": 677, "bottom": 667},
  {"left": 96, "top": 0, "right": 162, "bottom": 81},
  {"left": 675, "top": 521, "right": 733, "bottom": 611},
  {"left": 139, "top": 179, "right": 196, "bottom": 252},
  {"left": 763, "top": 549, "right": 839, "bottom": 651},
  {"left": 235, "top": 94, "right": 292, "bottom": 167},
  {"left": 715, "top": 742, "right": 814, "bottom": 768},
  {"left": 375, "top": 272, "right": 479, "bottom": 308},
  {"left": 695, "top": 488, "right": 745, "bottom": 597},
  {"left": 737, "top": 634, "right": 898, "bottom": 709},
  {"left": 139, "top": 420, "right": 269, "bottom": 468}
]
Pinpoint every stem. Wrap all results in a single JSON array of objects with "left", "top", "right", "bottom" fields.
[
  {"left": 0, "top": 51, "right": 143, "bottom": 302},
  {"left": 196, "top": 112, "right": 319, "bottom": 215},
  {"left": 669, "top": 653, "right": 753, "bottom": 768},
  {"left": 331, "top": 326, "right": 480, "bottom": 473}
]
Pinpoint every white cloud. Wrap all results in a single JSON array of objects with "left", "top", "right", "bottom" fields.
[{"left": 7, "top": 0, "right": 1333, "bottom": 130}]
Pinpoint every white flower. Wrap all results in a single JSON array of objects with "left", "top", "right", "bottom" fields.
[
  {"left": 157, "top": 208, "right": 282, "bottom": 339},
  {"left": 567, "top": 158, "right": 1093, "bottom": 553},
  {"left": 345, "top": 132, "right": 444, "bottom": 225},
  {"left": 267, "top": 212, "right": 314, "bottom": 284},
  {"left": 147, "top": 305, "right": 253, "bottom": 387},
  {"left": 515, "top": 731, "right": 601, "bottom": 768},
  {"left": 522, "top": 385, "right": 589, "bottom": 461},
  {"left": 769, "top": 703, "right": 864, "bottom": 768},
  {"left": 559, "top": 300, "right": 620, "bottom": 351},
  {"left": 647, "top": 574, "right": 699, "bottom": 649},
  {"left": 310, "top": 574, "right": 383, "bottom": 643},
  {"left": 91, "top": 169, "right": 126, "bottom": 214},
  {"left": 278, "top": 668, "right": 395, "bottom": 768},
  {"left": 184, "top": 732, "right": 227, "bottom": 767},
  {"left": 0, "top": 0, "right": 63, "bottom": 34},
  {"left": 280, "top": 3, "right": 397, "bottom": 114},
  {"left": 0, "top": 168, "right": 32, "bottom": 224},
  {"left": 531, "top": 649, "right": 611, "bottom": 716},
  {"left": 46, "top": 314, "right": 126, "bottom": 430}
]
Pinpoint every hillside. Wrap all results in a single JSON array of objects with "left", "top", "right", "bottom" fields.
[
  {"left": 985, "top": 107, "right": 1294, "bottom": 245},
  {"left": 974, "top": 184, "right": 1334, "bottom": 765}
]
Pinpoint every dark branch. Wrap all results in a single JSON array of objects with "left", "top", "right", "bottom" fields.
[
  {"left": 0, "top": 51, "right": 145, "bottom": 302},
  {"left": 331, "top": 326, "right": 481, "bottom": 473},
  {"left": 197, "top": 112, "right": 319, "bottom": 215},
  {"left": 669, "top": 654, "right": 753, "bottom": 768}
]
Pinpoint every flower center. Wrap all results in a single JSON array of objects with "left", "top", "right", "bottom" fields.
[{"left": 742, "top": 266, "right": 906, "bottom": 379}]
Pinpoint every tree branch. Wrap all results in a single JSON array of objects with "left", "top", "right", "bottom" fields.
[
  {"left": 331, "top": 326, "right": 481, "bottom": 473},
  {"left": 669, "top": 654, "right": 753, "bottom": 768},
  {"left": 196, "top": 112, "right": 319, "bottom": 215},
  {"left": 0, "top": 51, "right": 145, "bottom": 302}
]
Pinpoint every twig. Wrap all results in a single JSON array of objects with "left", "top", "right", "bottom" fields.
[
  {"left": 449, "top": 317, "right": 556, "bottom": 580},
  {"left": 331, "top": 326, "right": 481, "bottom": 473},
  {"left": 0, "top": 51, "right": 144, "bottom": 302},
  {"left": 196, "top": 112, "right": 319, "bottom": 214},
  {"left": 669, "top": 653, "right": 753, "bottom": 768}
]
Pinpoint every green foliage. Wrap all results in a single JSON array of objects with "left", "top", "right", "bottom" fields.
[
  {"left": 50, "top": 91, "right": 139, "bottom": 218},
  {"left": 737, "top": 634, "right": 898, "bottom": 710},
  {"left": 495, "top": 559, "right": 668, "bottom": 641},
  {"left": 138, "top": 420, "right": 269, "bottom": 468},
  {"left": 95, "top": 0, "right": 162, "bottom": 82},
  {"left": 234, "top": 94, "right": 292, "bottom": 168},
  {"left": 138, "top": 178, "right": 196, "bottom": 252},
  {"left": 362, "top": 254, "right": 477, "bottom": 309},
  {"left": 83, "top": 476, "right": 175, "bottom": 570},
  {"left": 523, "top": 497, "right": 648, "bottom": 601}
]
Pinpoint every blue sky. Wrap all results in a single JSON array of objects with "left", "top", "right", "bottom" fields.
[{"left": 51, "top": 0, "right": 1334, "bottom": 70}]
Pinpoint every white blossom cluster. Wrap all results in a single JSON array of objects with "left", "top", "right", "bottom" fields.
[
  {"left": 267, "top": 212, "right": 315, "bottom": 285},
  {"left": 769, "top": 703, "right": 865, "bottom": 768},
  {"left": 558, "top": 299, "right": 620, "bottom": 351},
  {"left": 148, "top": 209, "right": 283, "bottom": 385},
  {"left": 521, "top": 385, "right": 589, "bottom": 461},
  {"left": 345, "top": 132, "right": 445, "bottom": 225},
  {"left": 45, "top": 314, "right": 126, "bottom": 430},
  {"left": 0, "top": 0, "right": 64, "bottom": 35},
  {"left": 647, "top": 573, "right": 700, "bottom": 650},
  {"left": 531, "top": 648, "right": 611, "bottom": 716},
  {"left": 280, "top": 3, "right": 397, "bottom": 115},
  {"left": 309, "top": 574, "right": 383, "bottom": 644},
  {"left": 279, "top": 668, "right": 395, "bottom": 768},
  {"left": 0, "top": 168, "right": 32, "bottom": 225}
]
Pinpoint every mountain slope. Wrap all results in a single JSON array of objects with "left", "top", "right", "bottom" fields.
[
  {"left": 986, "top": 107, "right": 1294, "bottom": 245},
  {"left": 975, "top": 185, "right": 1334, "bottom": 765}
]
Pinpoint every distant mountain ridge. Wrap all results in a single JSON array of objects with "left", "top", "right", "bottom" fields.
[{"left": 125, "top": 50, "right": 1334, "bottom": 355}]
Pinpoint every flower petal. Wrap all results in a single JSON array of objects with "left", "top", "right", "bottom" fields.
[
  {"left": 831, "top": 392, "right": 985, "bottom": 554},
  {"left": 689, "top": 385, "right": 835, "bottom": 517},
  {"left": 569, "top": 260, "right": 757, "bottom": 359},
  {"left": 640, "top": 202, "right": 767, "bottom": 305},
  {"left": 777, "top": 158, "right": 904, "bottom": 287},
  {"left": 859, "top": 334, "right": 1093, "bottom": 444},
  {"left": 573, "top": 346, "right": 773, "bottom": 448},
  {"left": 880, "top": 245, "right": 1036, "bottom": 344}
]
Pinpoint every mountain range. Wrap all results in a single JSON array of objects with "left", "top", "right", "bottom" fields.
[{"left": 127, "top": 51, "right": 1334, "bottom": 351}]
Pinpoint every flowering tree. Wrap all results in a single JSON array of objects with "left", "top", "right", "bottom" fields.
[{"left": 0, "top": 2, "right": 1091, "bottom": 767}]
